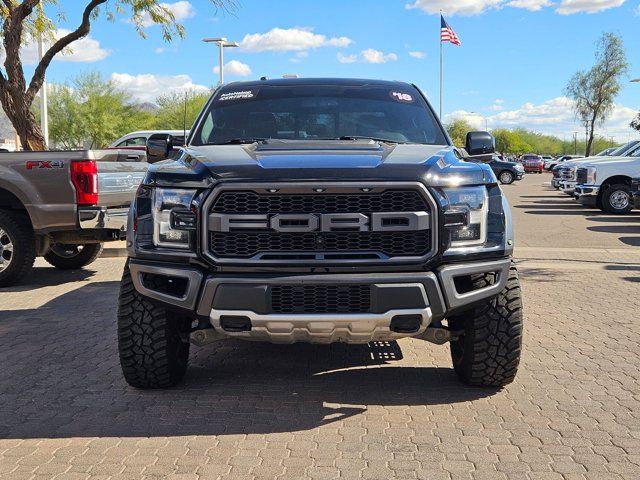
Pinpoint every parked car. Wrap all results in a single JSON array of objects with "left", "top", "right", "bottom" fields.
[
  {"left": 574, "top": 145, "right": 640, "bottom": 214},
  {"left": 117, "top": 77, "right": 523, "bottom": 390},
  {"left": 547, "top": 155, "right": 583, "bottom": 171},
  {"left": 520, "top": 154, "right": 544, "bottom": 173},
  {"left": 487, "top": 155, "right": 525, "bottom": 184},
  {"left": 0, "top": 148, "right": 147, "bottom": 286},
  {"left": 110, "top": 130, "right": 188, "bottom": 150},
  {"left": 594, "top": 147, "right": 618, "bottom": 157},
  {"left": 541, "top": 155, "right": 554, "bottom": 169}
]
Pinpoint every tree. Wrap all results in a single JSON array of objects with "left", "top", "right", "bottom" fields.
[
  {"left": 564, "top": 32, "right": 628, "bottom": 157},
  {"left": 153, "top": 90, "right": 212, "bottom": 131},
  {"left": 49, "top": 71, "right": 154, "bottom": 149},
  {"left": 0, "top": 0, "right": 232, "bottom": 151},
  {"left": 446, "top": 119, "right": 472, "bottom": 147}
]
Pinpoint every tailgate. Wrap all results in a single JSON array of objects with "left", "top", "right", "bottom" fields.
[{"left": 91, "top": 149, "right": 148, "bottom": 207}]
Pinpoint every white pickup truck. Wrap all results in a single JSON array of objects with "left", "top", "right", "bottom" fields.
[
  {"left": 574, "top": 144, "right": 640, "bottom": 214},
  {"left": 555, "top": 141, "right": 640, "bottom": 196}
]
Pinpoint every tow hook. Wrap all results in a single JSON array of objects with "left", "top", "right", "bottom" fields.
[
  {"left": 189, "top": 328, "right": 225, "bottom": 346},
  {"left": 421, "top": 327, "right": 463, "bottom": 345}
]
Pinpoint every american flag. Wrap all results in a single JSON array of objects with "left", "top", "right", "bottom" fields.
[{"left": 441, "top": 15, "right": 461, "bottom": 46}]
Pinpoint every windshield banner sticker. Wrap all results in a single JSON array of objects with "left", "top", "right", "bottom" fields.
[
  {"left": 390, "top": 91, "right": 414, "bottom": 103},
  {"left": 217, "top": 90, "right": 258, "bottom": 103}
]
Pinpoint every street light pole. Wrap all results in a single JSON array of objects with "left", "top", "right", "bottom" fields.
[
  {"left": 573, "top": 131, "right": 578, "bottom": 155},
  {"left": 37, "top": 34, "right": 49, "bottom": 149},
  {"left": 203, "top": 37, "right": 239, "bottom": 86}
]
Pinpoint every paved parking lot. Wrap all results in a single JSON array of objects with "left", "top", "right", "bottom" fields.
[{"left": 1, "top": 174, "right": 639, "bottom": 480}]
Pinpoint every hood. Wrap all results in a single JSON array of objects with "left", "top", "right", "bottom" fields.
[{"left": 145, "top": 139, "right": 491, "bottom": 188}]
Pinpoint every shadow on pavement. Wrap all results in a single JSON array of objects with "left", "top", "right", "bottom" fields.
[
  {"left": 586, "top": 225, "right": 640, "bottom": 247},
  {"left": 587, "top": 216, "right": 640, "bottom": 223},
  {"left": 0, "top": 281, "right": 499, "bottom": 440},
  {"left": 1, "top": 266, "right": 97, "bottom": 293},
  {"left": 605, "top": 264, "right": 640, "bottom": 283}
]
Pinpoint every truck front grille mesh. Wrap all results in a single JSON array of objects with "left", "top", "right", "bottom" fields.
[
  {"left": 209, "top": 231, "right": 430, "bottom": 258},
  {"left": 270, "top": 284, "right": 371, "bottom": 313},
  {"left": 211, "top": 190, "right": 428, "bottom": 213}
]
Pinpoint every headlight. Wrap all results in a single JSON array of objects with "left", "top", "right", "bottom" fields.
[
  {"left": 515, "top": 164, "right": 524, "bottom": 172},
  {"left": 442, "top": 186, "right": 488, "bottom": 247},
  {"left": 153, "top": 188, "right": 196, "bottom": 249},
  {"left": 586, "top": 167, "right": 597, "bottom": 184}
]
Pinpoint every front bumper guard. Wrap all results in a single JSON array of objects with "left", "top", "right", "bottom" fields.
[
  {"left": 128, "top": 258, "right": 511, "bottom": 343},
  {"left": 574, "top": 185, "right": 600, "bottom": 205}
]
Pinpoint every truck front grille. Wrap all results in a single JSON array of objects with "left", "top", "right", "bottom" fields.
[
  {"left": 209, "top": 230, "right": 430, "bottom": 258},
  {"left": 203, "top": 183, "right": 436, "bottom": 265},
  {"left": 576, "top": 168, "right": 588, "bottom": 184},
  {"left": 211, "top": 190, "right": 428, "bottom": 214},
  {"left": 271, "top": 284, "right": 370, "bottom": 313}
]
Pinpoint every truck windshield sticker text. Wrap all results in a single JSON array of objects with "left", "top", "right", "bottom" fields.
[
  {"left": 217, "top": 90, "right": 257, "bottom": 103},
  {"left": 390, "top": 91, "right": 414, "bottom": 103}
]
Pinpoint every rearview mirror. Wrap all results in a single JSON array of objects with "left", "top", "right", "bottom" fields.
[
  {"left": 146, "top": 133, "right": 173, "bottom": 164},
  {"left": 465, "top": 131, "right": 495, "bottom": 162}
]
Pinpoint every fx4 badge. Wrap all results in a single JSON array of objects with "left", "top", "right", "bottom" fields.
[{"left": 26, "top": 160, "right": 64, "bottom": 170}]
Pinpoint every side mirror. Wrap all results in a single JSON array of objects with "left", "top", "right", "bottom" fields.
[
  {"left": 465, "top": 131, "right": 495, "bottom": 162},
  {"left": 146, "top": 133, "right": 172, "bottom": 164}
]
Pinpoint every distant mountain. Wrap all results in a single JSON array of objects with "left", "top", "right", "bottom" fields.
[{"left": 135, "top": 102, "right": 159, "bottom": 113}]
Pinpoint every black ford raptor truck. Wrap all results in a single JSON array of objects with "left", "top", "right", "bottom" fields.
[{"left": 118, "top": 78, "right": 522, "bottom": 389}]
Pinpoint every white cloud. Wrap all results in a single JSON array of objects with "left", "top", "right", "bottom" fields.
[
  {"left": 406, "top": 0, "right": 624, "bottom": 14},
  {"left": 213, "top": 59, "right": 252, "bottom": 77},
  {"left": 445, "top": 96, "right": 638, "bottom": 139},
  {"left": 239, "top": 27, "right": 352, "bottom": 52},
  {"left": 109, "top": 73, "right": 209, "bottom": 103},
  {"left": 337, "top": 52, "right": 358, "bottom": 64},
  {"left": 406, "top": 0, "right": 503, "bottom": 15},
  {"left": 137, "top": 1, "right": 195, "bottom": 27},
  {"left": 361, "top": 48, "right": 398, "bottom": 64},
  {"left": 506, "top": 0, "right": 552, "bottom": 11},
  {"left": 7, "top": 29, "right": 110, "bottom": 65},
  {"left": 556, "top": 0, "right": 625, "bottom": 14},
  {"left": 409, "top": 51, "right": 426, "bottom": 59},
  {"left": 495, "top": 98, "right": 505, "bottom": 104}
]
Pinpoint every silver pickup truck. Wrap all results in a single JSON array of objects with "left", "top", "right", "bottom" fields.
[{"left": 0, "top": 149, "right": 147, "bottom": 286}]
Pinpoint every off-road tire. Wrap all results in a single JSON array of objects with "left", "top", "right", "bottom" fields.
[
  {"left": 44, "top": 243, "right": 103, "bottom": 269},
  {"left": 0, "top": 210, "right": 35, "bottom": 287},
  {"left": 448, "top": 263, "right": 523, "bottom": 387},
  {"left": 117, "top": 264, "right": 190, "bottom": 388},
  {"left": 600, "top": 184, "right": 632, "bottom": 215},
  {"left": 498, "top": 171, "right": 514, "bottom": 185}
]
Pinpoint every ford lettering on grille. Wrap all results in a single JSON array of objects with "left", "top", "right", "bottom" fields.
[{"left": 209, "top": 212, "right": 430, "bottom": 233}]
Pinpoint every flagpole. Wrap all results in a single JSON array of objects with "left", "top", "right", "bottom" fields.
[{"left": 439, "top": 11, "right": 443, "bottom": 120}]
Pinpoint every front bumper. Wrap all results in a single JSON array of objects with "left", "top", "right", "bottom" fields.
[
  {"left": 574, "top": 185, "right": 600, "bottom": 206},
  {"left": 560, "top": 181, "right": 576, "bottom": 194},
  {"left": 128, "top": 257, "right": 512, "bottom": 344},
  {"left": 79, "top": 206, "right": 129, "bottom": 232}
]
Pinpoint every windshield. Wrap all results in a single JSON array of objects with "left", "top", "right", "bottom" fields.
[
  {"left": 609, "top": 141, "right": 639, "bottom": 157},
  {"left": 191, "top": 84, "right": 448, "bottom": 146}
]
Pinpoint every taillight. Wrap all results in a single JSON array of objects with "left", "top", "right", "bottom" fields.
[{"left": 71, "top": 160, "right": 98, "bottom": 206}]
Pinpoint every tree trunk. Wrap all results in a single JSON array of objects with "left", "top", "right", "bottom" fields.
[
  {"left": 585, "top": 117, "right": 596, "bottom": 157},
  {"left": 0, "top": 87, "right": 47, "bottom": 151}
]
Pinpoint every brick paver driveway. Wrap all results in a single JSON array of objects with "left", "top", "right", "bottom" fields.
[{"left": 1, "top": 174, "right": 639, "bottom": 479}]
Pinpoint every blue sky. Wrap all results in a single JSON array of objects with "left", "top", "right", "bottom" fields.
[{"left": 27, "top": 0, "right": 640, "bottom": 141}]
